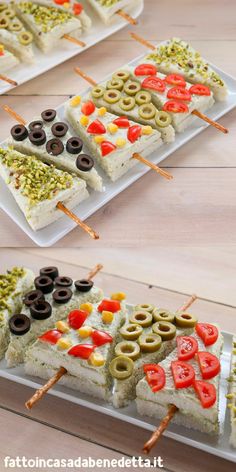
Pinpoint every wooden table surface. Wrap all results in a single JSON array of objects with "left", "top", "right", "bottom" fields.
[
  {"left": 0, "top": 247, "right": 236, "bottom": 471},
  {"left": 0, "top": 0, "right": 236, "bottom": 247}
]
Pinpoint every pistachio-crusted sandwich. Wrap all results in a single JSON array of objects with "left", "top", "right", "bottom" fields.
[
  {"left": 227, "top": 335, "right": 236, "bottom": 447},
  {"left": 0, "top": 148, "right": 89, "bottom": 230},
  {"left": 87, "top": 0, "right": 135, "bottom": 24},
  {"left": 136, "top": 323, "right": 223, "bottom": 434},
  {"left": 0, "top": 266, "right": 34, "bottom": 359},
  {"left": 0, "top": 43, "right": 19, "bottom": 72},
  {"left": 48, "top": 0, "right": 92, "bottom": 31}
]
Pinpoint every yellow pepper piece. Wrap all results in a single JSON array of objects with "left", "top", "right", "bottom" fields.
[
  {"left": 94, "top": 135, "right": 105, "bottom": 144},
  {"left": 63, "top": 2, "right": 70, "bottom": 8},
  {"left": 55, "top": 320, "right": 70, "bottom": 333},
  {"left": 70, "top": 95, "right": 81, "bottom": 107},
  {"left": 111, "top": 292, "right": 126, "bottom": 301},
  {"left": 57, "top": 338, "right": 72, "bottom": 350},
  {"left": 107, "top": 123, "right": 118, "bottom": 134},
  {"left": 98, "top": 107, "right": 107, "bottom": 116},
  {"left": 116, "top": 138, "right": 126, "bottom": 148},
  {"left": 0, "top": 45, "right": 4, "bottom": 53},
  {"left": 102, "top": 310, "right": 114, "bottom": 324},
  {"left": 80, "top": 115, "right": 89, "bottom": 126},
  {"left": 142, "top": 125, "right": 153, "bottom": 135},
  {"left": 78, "top": 325, "right": 93, "bottom": 338},
  {"left": 89, "top": 352, "right": 105, "bottom": 367},
  {"left": 80, "top": 302, "right": 93, "bottom": 314}
]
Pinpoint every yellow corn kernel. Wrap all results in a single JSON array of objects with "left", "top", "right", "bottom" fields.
[
  {"left": 78, "top": 325, "right": 93, "bottom": 338},
  {"left": 107, "top": 123, "right": 118, "bottom": 134},
  {"left": 63, "top": 2, "right": 70, "bottom": 8},
  {"left": 57, "top": 338, "right": 72, "bottom": 350},
  {"left": 0, "top": 45, "right": 4, "bottom": 53},
  {"left": 111, "top": 292, "right": 126, "bottom": 301},
  {"left": 102, "top": 310, "right": 114, "bottom": 324},
  {"left": 98, "top": 107, "right": 107, "bottom": 116},
  {"left": 89, "top": 352, "right": 105, "bottom": 367},
  {"left": 142, "top": 125, "right": 153, "bottom": 135},
  {"left": 55, "top": 320, "right": 70, "bottom": 333},
  {"left": 116, "top": 138, "right": 126, "bottom": 148},
  {"left": 80, "top": 302, "right": 93, "bottom": 314},
  {"left": 80, "top": 115, "right": 89, "bottom": 126},
  {"left": 94, "top": 135, "right": 105, "bottom": 144},
  {"left": 70, "top": 95, "right": 81, "bottom": 107}
]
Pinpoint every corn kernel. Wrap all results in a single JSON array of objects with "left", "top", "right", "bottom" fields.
[
  {"left": 98, "top": 107, "right": 107, "bottom": 116},
  {"left": 107, "top": 123, "right": 118, "bottom": 134},
  {"left": 116, "top": 138, "right": 126, "bottom": 148},
  {"left": 80, "top": 302, "right": 93, "bottom": 314},
  {"left": 142, "top": 125, "right": 153, "bottom": 135},
  {"left": 70, "top": 95, "right": 81, "bottom": 107},
  {"left": 89, "top": 352, "right": 105, "bottom": 367},
  {"left": 78, "top": 325, "right": 93, "bottom": 338},
  {"left": 102, "top": 310, "right": 114, "bottom": 324},
  {"left": 57, "top": 338, "right": 72, "bottom": 350},
  {"left": 80, "top": 115, "right": 89, "bottom": 126},
  {"left": 111, "top": 292, "right": 126, "bottom": 301},
  {"left": 63, "top": 2, "right": 70, "bottom": 8},
  {"left": 94, "top": 135, "right": 105, "bottom": 144},
  {"left": 55, "top": 321, "right": 70, "bottom": 333}
]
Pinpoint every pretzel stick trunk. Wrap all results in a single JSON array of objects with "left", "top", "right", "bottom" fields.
[
  {"left": 117, "top": 9, "right": 137, "bottom": 25},
  {"left": 0, "top": 75, "right": 18, "bottom": 86},
  {"left": 25, "top": 367, "right": 67, "bottom": 410},
  {"left": 130, "top": 32, "right": 156, "bottom": 50},
  {"left": 2, "top": 105, "right": 26, "bottom": 125},
  {"left": 63, "top": 34, "right": 86, "bottom": 48},
  {"left": 87, "top": 263, "right": 103, "bottom": 281},
  {"left": 142, "top": 293, "right": 198, "bottom": 454}
]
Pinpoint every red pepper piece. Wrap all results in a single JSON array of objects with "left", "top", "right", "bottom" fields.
[
  {"left": 177, "top": 336, "right": 198, "bottom": 361},
  {"left": 167, "top": 86, "right": 192, "bottom": 102},
  {"left": 101, "top": 141, "right": 117, "bottom": 156},
  {"left": 134, "top": 64, "right": 157, "bottom": 76},
  {"left": 98, "top": 299, "right": 121, "bottom": 313},
  {"left": 144, "top": 364, "right": 166, "bottom": 392},
  {"left": 171, "top": 360, "right": 195, "bottom": 389},
  {"left": 92, "top": 330, "right": 113, "bottom": 346},
  {"left": 195, "top": 323, "right": 219, "bottom": 346},
  {"left": 68, "top": 344, "right": 96, "bottom": 359},
  {"left": 68, "top": 309, "right": 88, "bottom": 330},
  {"left": 163, "top": 100, "right": 189, "bottom": 113},
  {"left": 87, "top": 119, "right": 106, "bottom": 134},
  {"left": 189, "top": 84, "right": 211, "bottom": 96},
  {"left": 39, "top": 329, "right": 62, "bottom": 345},
  {"left": 127, "top": 124, "right": 142, "bottom": 143},
  {"left": 81, "top": 101, "right": 96, "bottom": 116},
  {"left": 141, "top": 76, "right": 166, "bottom": 93},
  {"left": 113, "top": 116, "right": 130, "bottom": 128},
  {"left": 73, "top": 3, "right": 83, "bottom": 15},
  {"left": 197, "top": 352, "right": 220, "bottom": 380},
  {"left": 194, "top": 380, "right": 216, "bottom": 408}
]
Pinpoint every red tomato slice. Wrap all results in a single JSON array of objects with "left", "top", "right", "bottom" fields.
[
  {"left": 101, "top": 141, "right": 117, "bottom": 157},
  {"left": 113, "top": 116, "right": 130, "bottom": 128},
  {"left": 141, "top": 76, "right": 166, "bottom": 93},
  {"left": 87, "top": 119, "right": 106, "bottom": 135},
  {"left": 163, "top": 100, "right": 189, "bottom": 113},
  {"left": 98, "top": 299, "right": 121, "bottom": 313},
  {"left": 195, "top": 323, "right": 219, "bottom": 346},
  {"left": 91, "top": 330, "right": 113, "bottom": 346},
  {"left": 134, "top": 63, "right": 157, "bottom": 77},
  {"left": 165, "top": 74, "right": 186, "bottom": 88},
  {"left": 197, "top": 352, "right": 220, "bottom": 380},
  {"left": 171, "top": 360, "right": 195, "bottom": 389},
  {"left": 144, "top": 364, "right": 166, "bottom": 392},
  {"left": 189, "top": 84, "right": 211, "bottom": 96},
  {"left": 81, "top": 100, "right": 96, "bottom": 116},
  {"left": 39, "top": 329, "right": 62, "bottom": 345},
  {"left": 177, "top": 336, "right": 198, "bottom": 361},
  {"left": 194, "top": 380, "right": 216, "bottom": 408},
  {"left": 127, "top": 124, "right": 142, "bottom": 143},
  {"left": 167, "top": 87, "right": 191, "bottom": 102},
  {"left": 68, "top": 309, "right": 88, "bottom": 330},
  {"left": 68, "top": 344, "right": 96, "bottom": 359}
]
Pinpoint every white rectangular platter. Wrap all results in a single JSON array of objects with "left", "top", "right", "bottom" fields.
[
  {"left": 0, "top": 0, "right": 144, "bottom": 95},
  {"left": 1, "top": 57, "right": 236, "bottom": 246},
  {"left": 0, "top": 321, "right": 234, "bottom": 462}
]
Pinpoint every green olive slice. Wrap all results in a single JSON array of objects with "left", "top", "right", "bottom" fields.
[
  {"left": 175, "top": 312, "right": 197, "bottom": 328},
  {"left": 135, "top": 303, "right": 154, "bottom": 314},
  {"left": 8, "top": 20, "right": 22, "bottom": 32},
  {"left": 106, "top": 78, "right": 124, "bottom": 91},
  {"left": 119, "top": 96, "right": 135, "bottom": 111},
  {"left": 153, "top": 308, "right": 175, "bottom": 323},
  {"left": 18, "top": 31, "right": 33, "bottom": 45},
  {"left": 0, "top": 16, "right": 9, "bottom": 28},
  {"left": 112, "top": 70, "right": 130, "bottom": 83},
  {"left": 155, "top": 111, "right": 172, "bottom": 128},
  {"left": 139, "top": 333, "right": 162, "bottom": 353},
  {"left": 135, "top": 91, "right": 152, "bottom": 105},
  {"left": 103, "top": 89, "right": 121, "bottom": 104},
  {"left": 2, "top": 7, "right": 15, "bottom": 19},
  {"left": 152, "top": 321, "right": 176, "bottom": 340},
  {"left": 119, "top": 323, "right": 143, "bottom": 340},
  {"left": 139, "top": 103, "right": 156, "bottom": 120},
  {"left": 115, "top": 341, "right": 140, "bottom": 361},
  {"left": 124, "top": 81, "right": 141, "bottom": 96},
  {"left": 129, "top": 310, "right": 153, "bottom": 328},
  {"left": 109, "top": 355, "right": 134, "bottom": 379},
  {"left": 91, "top": 85, "right": 105, "bottom": 99}
]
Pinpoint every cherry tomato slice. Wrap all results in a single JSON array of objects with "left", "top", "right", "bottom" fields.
[
  {"left": 68, "top": 344, "right": 96, "bottom": 359},
  {"left": 127, "top": 124, "right": 142, "bottom": 143},
  {"left": 101, "top": 141, "right": 117, "bottom": 157},
  {"left": 98, "top": 299, "right": 121, "bottom": 313},
  {"left": 197, "top": 352, "right": 220, "bottom": 380},
  {"left": 68, "top": 309, "right": 88, "bottom": 330},
  {"left": 165, "top": 74, "right": 186, "bottom": 88},
  {"left": 189, "top": 84, "right": 211, "bottom": 96},
  {"left": 39, "top": 329, "right": 62, "bottom": 345},
  {"left": 141, "top": 76, "right": 166, "bottom": 93},
  {"left": 177, "top": 336, "right": 198, "bottom": 361},
  {"left": 195, "top": 323, "right": 219, "bottom": 346},
  {"left": 144, "top": 364, "right": 166, "bottom": 392},
  {"left": 194, "top": 380, "right": 216, "bottom": 408},
  {"left": 171, "top": 360, "right": 195, "bottom": 389},
  {"left": 81, "top": 100, "right": 96, "bottom": 116},
  {"left": 163, "top": 100, "right": 189, "bottom": 113},
  {"left": 134, "top": 63, "right": 157, "bottom": 77},
  {"left": 87, "top": 119, "right": 106, "bottom": 135},
  {"left": 167, "top": 87, "right": 191, "bottom": 102},
  {"left": 91, "top": 330, "right": 113, "bottom": 346},
  {"left": 113, "top": 116, "right": 130, "bottom": 128}
]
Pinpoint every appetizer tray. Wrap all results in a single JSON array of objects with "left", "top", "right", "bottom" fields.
[
  {"left": 1, "top": 59, "right": 236, "bottom": 246},
  {"left": 0, "top": 0, "right": 144, "bottom": 95},
  {"left": 0, "top": 306, "right": 234, "bottom": 462}
]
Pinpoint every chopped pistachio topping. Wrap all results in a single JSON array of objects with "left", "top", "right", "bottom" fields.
[
  {"left": 98, "top": 0, "right": 120, "bottom": 7},
  {"left": 0, "top": 149, "right": 73, "bottom": 205},
  {"left": 18, "top": 2, "right": 74, "bottom": 33},
  {"left": 0, "top": 267, "right": 25, "bottom": 312}
]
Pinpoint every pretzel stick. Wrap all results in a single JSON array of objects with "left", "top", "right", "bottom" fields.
[
  {"left": 142, "top": 293, "right": 198, "bottom": 454},
  {"left": 2, "top": 105, "right": 26, "bottom": 125},
  {"left": 0, "top": 75, "right": 18, "bottom": 86},
  {"left": 117, "top": 9, "right": 137, "bottom": 25},
  {"left": 56, "top": 202, "right": 99, "bottom": 240},
  {"left": 130, "top": 32, "right": 156, "bottom": 50},
  {"left": 87, "top": 263, "right": 103, "bottom": 281},
  {"left": 74, "top": 67, "right": 97, "bottom": 86},
  {"left": 63, "top": 34, "right": 86, "bottom": 48}
]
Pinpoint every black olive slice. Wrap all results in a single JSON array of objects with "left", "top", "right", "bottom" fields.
[
  {"left": 34, "top": 275, "right": 54, "bottom": 294},
  {"left": 10, "top": 124, "right": 28, "bottom": 141},
  {"left": 41, "top": 109, "right": 56, "bottom": 123},
  {"left": 29, "top": 129, "right": 46, "bottom": 146},
  {"left": 55, "top": 276, "right": 73, "bottom": 287},
  {"left": 29, "top": 120, "right": 43, "bottom": 131},
  {"left": 23, "top": 289, "right": 45, "bottom": 307},
  {"left": 51, "top": 122, "right": 68, "bottom": 138},
  {"left": 53, "top": 288, "right": 72, "bottom": 304},
  {"left": 39, "top": 266, "right": 59, "bottom": 280},
  {"left": 76, "top": 154, "right": 94, "bottom": 172},
  {"left": 9, "top": 314, "right": 31, "bottom": 336},
  {"left": 46, "top": 138, "right": 64, "bottom": 156},
  {"left": 30, "top": 300, "right": 52, "bottom": 320},
  {"left": 66, "top": 137, "right": 83, "bottom": 155},
  {"left": 74, "top": 279, "right": 94, "bottom": 293}
]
